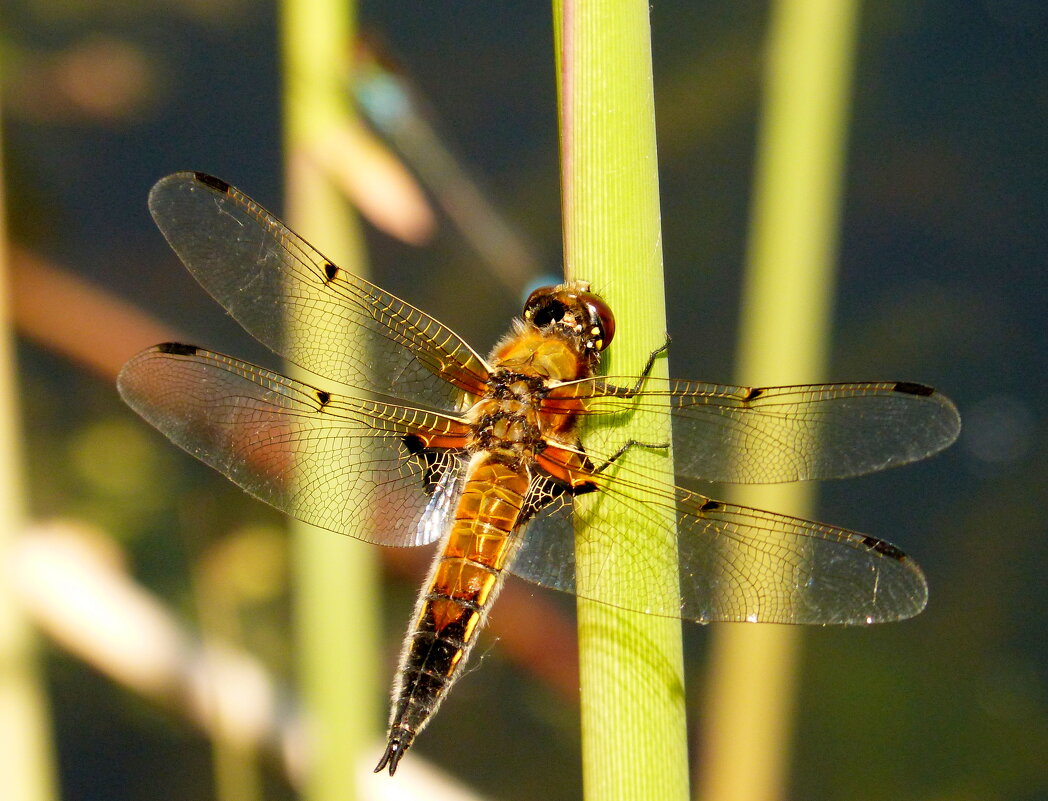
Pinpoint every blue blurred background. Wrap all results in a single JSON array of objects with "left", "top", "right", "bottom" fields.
[{"left": 3, "top": 1, "right": 1046, "bottom": 799}]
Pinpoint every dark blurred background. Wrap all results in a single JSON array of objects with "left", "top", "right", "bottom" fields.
[{"left": 2, "top": 0, "right": 1046, "bottom": 799}]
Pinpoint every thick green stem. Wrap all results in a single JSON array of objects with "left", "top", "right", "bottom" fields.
[{"left": 556, "top": 2, "right": 689, "bottom": 799}]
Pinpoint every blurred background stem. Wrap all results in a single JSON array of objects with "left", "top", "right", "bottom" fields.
[
  {"left": 555, "top": 1, "right": 689, "bottom": 799},
  {"left": 0, "top": 90, "right": 59, "bottom": 801},
  {"left": 696, "top": 2, "right": 860, "bottom": 800},
  {"left": 281, "top": 0, "right": 381, "bottom": 798}
]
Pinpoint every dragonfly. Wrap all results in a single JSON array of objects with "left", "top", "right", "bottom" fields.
[{"left": 118, "top": 172, "right": 961, "bottom": 775}]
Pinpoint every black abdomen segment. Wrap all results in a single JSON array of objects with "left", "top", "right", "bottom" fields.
[{"left": 374, "top": 591, "right": 492, "bottom": 775}]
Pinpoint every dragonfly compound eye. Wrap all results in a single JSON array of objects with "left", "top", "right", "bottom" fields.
[
  {"left": 577, "top": 292, "right": 615, "bottom": 351},
  {"left": 523, "top": 286, "right": 569, "bottom": 329}
]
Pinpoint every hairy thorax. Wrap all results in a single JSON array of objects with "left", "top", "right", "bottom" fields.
[{"left": 465, "top": 327, "right": 592, "bottom": 468}]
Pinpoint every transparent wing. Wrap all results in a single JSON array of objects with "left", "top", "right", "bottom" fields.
[
  {"left": 117, "top": 343, "right": 471, "bottom": 547},
  {"left": 549, "top": 377, "right": 961, "bottom": 484},
  {"left": 147, "top": 172, "right": 491, "bottom": 410},
  {"left": 510, "top": 457, "right": 927, "bottom": 624}
]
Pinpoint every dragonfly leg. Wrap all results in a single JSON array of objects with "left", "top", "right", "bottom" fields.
[
  {"left": 606, "top": 335, "right": 671, "bottom": 395},
  {"left": 633, "top": 335, "right": 672, "bottom": 389},
  {"left": 593, "top": 439, "right": 670, "bottom": 473}
]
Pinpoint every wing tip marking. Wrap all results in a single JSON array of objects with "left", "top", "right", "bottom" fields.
[
  {"left": 861, "top": 535, "right": 906, "bottom": 561},
  {"left": 192, "top": 172, "right": 231, "bottom": 194},
  {"left": 892, "top": 381, "right": 935, "bottom": 397},
  {"left": 156, "top": 342, "right": 200, "bottom": 356}
]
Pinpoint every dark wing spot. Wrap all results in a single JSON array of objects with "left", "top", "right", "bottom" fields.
[
  {"left": 323, "top": 262, "right": 339, "bottom": 283},
  {"left": 861, "top": 536, "right": 906, "bottom": 560},
  {"left": 401, "top": 434, "right": 445, "bottom": 495},
  {"left": 699, "top": 499, "right": 723, "bottom": 512},
  {"left": 315, "top": 390, "right": 331, "bottom": 408},
  {"left": 193, "top": 173, "right": 231, "bottom": 194},
  {"left": 892, "top": 381, "right": 935, "bottom": 397},
  {"left": 157, "top": 342, "right": 199, "bottom": 356},
  {"left": 741, "top": 387, "right": 765, "bottom": 402},
  {"left": 402, "top": 433, "right": 426, "bottom": 454},
  {"left": 518, "top": 474, "right": 570, "bottom": 524}
]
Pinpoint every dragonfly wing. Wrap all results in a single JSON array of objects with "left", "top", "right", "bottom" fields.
[
  {"left": 559, "top": 377, "right": 960, "bottom": 483},
  {"left": 117, "top": 344, "right": 471, "bottom": 547},
  {"left": 147, "top": 172, "right": 491, "bottom": 410},
  {"left": 510, "top": 459, "right": 927, "bottom": 624}
]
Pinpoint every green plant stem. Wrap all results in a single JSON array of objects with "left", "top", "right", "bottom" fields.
[
  {"left": 0, "top": 93, "right": 59, "bottom": 801},
  {"left": 555, "top": 1, "right": 689, "bottom": 799},
  {"left": 697, "top": 2, "right": 860, "bottom": 801},
  {"left": 280, "top": 0, "right": 381, "bottom": 798}
]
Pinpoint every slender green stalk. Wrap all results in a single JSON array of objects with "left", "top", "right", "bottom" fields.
[
  {"left": 0, "top": 93, "right": 59, "bottom": 801},
  {"left": 188, "top": 517, "right": 263, "bottom": 801},
  {"left": 280, "top": 1, "right": 381, "bottom": 798},
  {"left": 555, "top": 2, "right": 689, "bottom": 799},
  {"left": 697, "top": 3, "right": 860, "bottom": 801}
]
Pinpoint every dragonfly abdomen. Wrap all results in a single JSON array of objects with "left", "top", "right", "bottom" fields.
[{"left": 376, "top": 454, "right": 530, "bottom": 775}]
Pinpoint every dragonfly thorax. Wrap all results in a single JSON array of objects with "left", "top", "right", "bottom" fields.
[{"left": 467, "top": 372, "right": 549, "bottom": 467}]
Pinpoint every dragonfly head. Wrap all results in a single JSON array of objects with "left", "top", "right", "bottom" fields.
[{"left": 522, "top": 282, "right": 616, "bottom": 356}]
